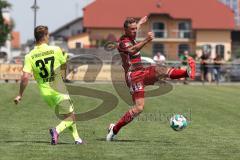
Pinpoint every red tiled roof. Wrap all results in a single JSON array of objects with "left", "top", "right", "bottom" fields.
[
  {"left": 83, "top": 0, "right": 235, "bottom": 30},
  {"left": 11, "top": 31, "right": 20, "bottom": 49}
]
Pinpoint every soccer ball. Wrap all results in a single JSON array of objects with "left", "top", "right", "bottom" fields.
[{"left": 170, "top": 114, "right": 188, "bottom": 131}]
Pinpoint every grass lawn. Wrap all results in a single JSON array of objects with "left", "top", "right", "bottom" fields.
[{"left": 0, "top": 83, "right": 240, "bottom": 160}]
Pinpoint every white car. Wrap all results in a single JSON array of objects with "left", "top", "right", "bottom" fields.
[{"left": 141, "top": 57, "right": 156, "bottom": 64}]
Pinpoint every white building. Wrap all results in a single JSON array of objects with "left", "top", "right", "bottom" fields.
[
  {"left": 50, "top": 17, "right": 86, "bottom": 50},
  {"left": 0, "top": 8, "right": 21, "bottom": 63},
  {"left": 0, "top": 8, "right": 11, "bottom": 62}
]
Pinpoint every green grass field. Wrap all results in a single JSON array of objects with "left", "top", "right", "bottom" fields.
[{"left": 1, "top": 83, "right": 240, "bottom": 160}]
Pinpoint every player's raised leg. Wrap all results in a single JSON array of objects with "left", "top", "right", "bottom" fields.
[{"left": 155, "top": 56, "right": 196, "bottom": 80}]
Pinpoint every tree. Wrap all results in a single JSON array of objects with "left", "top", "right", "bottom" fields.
[{"left": 0, "top": 0, "right": 12, "bottom": 47}]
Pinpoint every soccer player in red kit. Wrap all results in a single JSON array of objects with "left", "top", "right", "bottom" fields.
[{"left": 106, "top": 16, "right": 195, "bottom": 141}]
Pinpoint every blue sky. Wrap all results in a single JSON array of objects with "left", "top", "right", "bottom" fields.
[{"left": 7, "top": 0, "right": 94, "bottom": 44}]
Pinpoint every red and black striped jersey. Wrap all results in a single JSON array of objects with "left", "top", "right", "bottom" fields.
[{"left": 118, "top": 35, "right": 142, "bottom": 73}]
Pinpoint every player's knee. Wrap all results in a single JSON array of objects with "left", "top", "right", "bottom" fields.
[{"left": 135, "top": 102, "right": 144, "bottom": 113}]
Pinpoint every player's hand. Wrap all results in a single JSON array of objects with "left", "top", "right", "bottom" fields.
[
  {"left": 14, "top": 95, "right": 22, "bottom": 105},
  {"left": 146, "top": 32, "right": 154, "bottom": 41},
  {"left": 138, "top": 16, "right": 148, "bottom": 26}
]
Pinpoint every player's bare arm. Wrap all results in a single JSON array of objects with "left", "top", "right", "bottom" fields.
[
  {"left": 127, "top": 32, "right": 153, "bottom": 54},
  {"left": 137, "top": 16, "right": 148, "bottom": 29},
  {"left": 14, "top": 72, "right": 31, "bottom": 104},
  {"left": 60, "top": 50, "right": 67, "bottom": 75}
]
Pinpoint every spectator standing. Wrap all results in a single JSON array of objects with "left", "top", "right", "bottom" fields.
[
  {"left": 153, "top": 52, "right": 166, "bottom": 65},
  {"left": 213, "top": 54, "right": 224, "bottom": 84}
]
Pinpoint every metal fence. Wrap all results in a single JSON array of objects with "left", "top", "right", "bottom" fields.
[{"left": 1, "top": 61, "right": 240, "bottom": 83}]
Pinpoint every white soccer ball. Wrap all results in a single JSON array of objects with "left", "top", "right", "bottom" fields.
[{"left": 170, "top": 114, "right": 188, "bottom": 131}]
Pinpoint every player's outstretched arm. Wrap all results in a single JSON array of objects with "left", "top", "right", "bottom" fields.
[
  {"left": 127, "top": 32, "right": 153, "bottom": 54},
  {"left": 14, "top": 72, "right": 31, "bottom": 105},
  {"left": 137, "top": 16, "right": 148, "bottom": 30}
]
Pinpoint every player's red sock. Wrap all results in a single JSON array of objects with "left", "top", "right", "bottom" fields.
[
  {"left": 113, "top": 111, "right": 134, "bottom": 134},
  {"left": 168, "top": 68, "right": 188, "bottom": 79}
]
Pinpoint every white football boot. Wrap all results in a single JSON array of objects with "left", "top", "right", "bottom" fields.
[{"left": 106, "top": 123, "right": 116, "bottom": 141}]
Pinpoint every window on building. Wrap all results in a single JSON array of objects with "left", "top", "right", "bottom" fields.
[
  {"left": 216, "top": 44, "right": 225, "bottom": 58},
  {"left": 76, "top": 42, "right": 82, "bottom": 48},
  {"left": 178, "top": 44, "right": 190, "bottom": 57},
  {"left": 201, "top": 44, "right": 212, "bottom": 58},
  {"left": 152, "top": 43, "right": 165, "bottom": 55},
  {"left": 152, "top": 22, "right": 166, "bottom": 38},
  {"left": 202, "top": 45, "right": 212, "bottom": 53},
  {"left": 178, "top": 22, "right": 191, "bottom": 38}
]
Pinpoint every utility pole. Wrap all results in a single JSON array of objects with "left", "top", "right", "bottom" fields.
[{"left": 31, "top": 0, "right": 39, "bottom": 30}]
